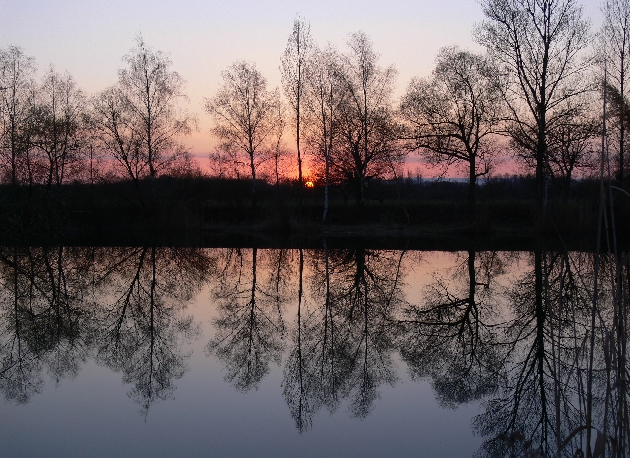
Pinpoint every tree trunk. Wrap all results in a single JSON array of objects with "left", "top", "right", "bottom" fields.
[
  {"left": 323, "top": 145, "right": 329, "bottom": 223},
  {"left": 536, "top": 120, "right": 547, "bottom": 218},
  {"left": 469, "top": 154, "right": 476, "bottom": 223},
  {"left": 10, "top": 114, "right": 17, "bottom": 188},
  {"left": 297, "top": 104, "right": 303, "bottom": 188},
  {"left": 355, "top": 177, "right": 364, "bottom": 206},
  {"left": 620, "top": 53, "right": 626, "bottom": 182},
  {"left": 250, "top": 151, "right": 257, "bottom": 208}
]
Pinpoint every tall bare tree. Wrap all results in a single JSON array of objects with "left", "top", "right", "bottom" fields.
[
  {"left": 335, "top": 32, "right": 403, "bottom": 205},
  {"left": 475, "top": 0, "right": 591, "bottom": 211},
  {"left": 281, "top": 16, "right": 313, "bottom": 190},
  {"left": 271, "top": 102, "right": 288, "bottom": 187},
  {"left": 90, "top": 86, "right": 145, "bottom": 195},
  {"left": 304, "top": 46, "right": 345, "bottom": 221},
  {"left": 600, "top": 0, "right": 630, "bottom": 180},
  {"left": 205, "top": 61, "right": 280, "bottom": 205},
  {"left": 542, "top": 100, "right": 600, "bottom": 195},
  {"left": 400, "top": 47, "right": 503, "bottom": 218},
  {"left": 90, "top": 37, "right": 195, "bottom": 202},
  {"left": 117, "top": 36, "right": 195, "bottom": 182},
  {"left": 30, "top": 68, "right": 87, "bottom": 189},
  {"left": 0, "top": 46, "right": 36, "bottom": 187}
]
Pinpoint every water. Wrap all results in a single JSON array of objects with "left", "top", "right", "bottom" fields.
[{"left": 0, "top": 247, "right": 626, "bottom": 457}]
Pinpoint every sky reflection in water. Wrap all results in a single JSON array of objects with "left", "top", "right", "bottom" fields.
[{"left": 0, "top": 247, "right": 622, "bottom": 457}]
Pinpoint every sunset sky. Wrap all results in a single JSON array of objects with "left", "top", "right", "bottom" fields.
[{"left": 0, "top": 0, "right": 603, "bottom": 174}]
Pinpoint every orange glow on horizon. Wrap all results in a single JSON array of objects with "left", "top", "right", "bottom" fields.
[{"left": 305, "top": 181, "right": 315, "bottom": 188}]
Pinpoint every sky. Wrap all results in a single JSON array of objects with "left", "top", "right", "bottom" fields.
[{"left": 0, "top": 0, "right": 604, "bottom": 171}]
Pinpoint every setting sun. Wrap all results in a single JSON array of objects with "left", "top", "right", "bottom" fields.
[{"left": 305, "top": 181, "right": 315, "bottom": 188}]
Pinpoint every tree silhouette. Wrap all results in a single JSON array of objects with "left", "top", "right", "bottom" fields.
[
  {"left": 205, "top": 62, "right": 280, "bottom": 206},
  {"left": 599, "top": 0, "right": 630, "bottom": 181},
  {"left": 303, "top": 46, "right": 346, "bottom": 221},
  {"left": 0, "top": 46, "right": 36, "bottom": 187},
  {"left": 90, "top": 36, "right": 195, "bottom": 203},
  {"left": 94, "top": 247, "right": 209, "bottom": 415},
  {"left": 30, "top": 68, "right": 87, "bottom": 189},
  {"left": 400, "top": 47, "right": 503, "bottom": 218},
  {"left": 206, "top": 248, "right": 285, "bottom": 392},
  {"left": 334, "top": 32, "right": 403, "bottom": 205},
  {"left": 281, "top": 16, "right": 313, "bottom": 191},
  {"left": 476, "top": 0, "right": 591, "bottom": 212}
]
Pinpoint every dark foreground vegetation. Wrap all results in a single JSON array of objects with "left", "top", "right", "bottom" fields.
[{"left": 1, "top": 176, "right": 628, "bottom": 249}]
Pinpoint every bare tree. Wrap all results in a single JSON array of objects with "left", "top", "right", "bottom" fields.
[
  {"left": 334, "top": 32, "right": 403, "bottom": 205},
  {"left": 90, "top": 37, "right": 195, "bottom": 201},
  {"left": 475, "top": 0, "right": 591, "bottom": 211},
  {"left": 117, "top": 36, "right": 195, "bottom": 182},
  {"left": 90, "top": 86, "right": 146, "bottom": 197},
  {"left": 271, "top": 102, "right": 288, "bottom": 187},
  {"left": 205, "top": 61, "right": 280, "bottom": 205},
  {"left": 544, "top": 101, "right": 600, "bottom": 194},
  {"left": 281, "top": 16, "right": 313, "bottom": 190},
  {"left": 600, "top": 0, "right": 630, "bottom": 180},
  {"left": 0, "top": 46, "right": 36, "bottom": 187},
  {"left": 400, "top": 47, "right": 503, "bottom": 218},
  {"left": 509, "top": 93, "right": 600, "bottom": 193},
  {"left": 303, "top": 45, "right": 345, "bottom": 221},
  {"left": 606, "top": 81, "right": 630, "bottom": 177},
  {"left": 207, "top": 143, "right": 246, "bottom": 179},
  {"left": 30, "top": 68, "right": 87, "bottom": 189}
]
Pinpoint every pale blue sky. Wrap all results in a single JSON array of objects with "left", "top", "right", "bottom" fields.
[{"left": 0, "top": 0, "right": 603, "bottom": 154}]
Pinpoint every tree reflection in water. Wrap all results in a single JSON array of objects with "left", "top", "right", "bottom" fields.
[
  {"left": 461, "top": 250, "right": 626, "bottom": 458},
  {"left": 94, "top": 247, "right": 211, "bottom": 415},
  {"left": 282, "top": 248, "right": 405, "bottom": 430},
  {"left": 0, "top": 246, "right": 97, "bottom": 403},
  {"left": 318, "top": 248, "right": 403, "bottom": 419},
  {"left": 398, "top": 249, "right": 629, "bottom": 458},
  {"left": 0, "top": 245, "right": 628, "bottom": 456},
  {"left": 0, "top": 246, "right": 211, "bottom": 414},
  {"left": 205, "top": 248, "right": 286, "bottom": 392},
  {"left": 397, "top": 250, "right": 507, "bottom": 409},
  {"left": 282, "top": 248, "right": 316, "bottom": 432}
]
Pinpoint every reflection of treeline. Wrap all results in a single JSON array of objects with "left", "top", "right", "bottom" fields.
[
  {"left": 0, "top": 246, "right": 629, "bottom": 456},
  {"left": 397, "top": 250, "right": 630, "bottom": 458},
  {"left": 204, "top": 247, "right": 630, "bottom": 456},
  {"left": 0, "top": 246, "right": 212, "bottom": 414}
]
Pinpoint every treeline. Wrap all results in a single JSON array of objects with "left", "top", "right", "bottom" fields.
[
  {"left": 0, "top": 39, "right": 196, "bottom": 196},
  {"left": 0, "top": 0, "right": 628, "bottom": 217}
]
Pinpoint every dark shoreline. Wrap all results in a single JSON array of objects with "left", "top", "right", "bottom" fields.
[
  {"left": 1, "top": 177, "right": 628, "bottom": 251},
  {"left": 3, "top": 224, "right": 618, "bottom": 252}
]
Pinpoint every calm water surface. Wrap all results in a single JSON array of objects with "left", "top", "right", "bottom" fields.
[{"left": 0, "top": 247, "right": 625, "bottom": 457}]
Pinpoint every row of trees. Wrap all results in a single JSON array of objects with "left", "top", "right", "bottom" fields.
[
  {"left": 0, "top": 38, "right": 197, "bottom": 197},
  {"left": 208, "top": 0, "right": 604, "bottom": 215},
  {"left": 1, "top": 0, "right": 628, "bottom": 212},
  {"left": 206, "top": 28, "right": 403, "bottom": 210}
]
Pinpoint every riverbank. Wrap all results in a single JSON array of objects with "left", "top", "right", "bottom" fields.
[{"left": 0, "top": 177, "right": 627, "bottom": 250}]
